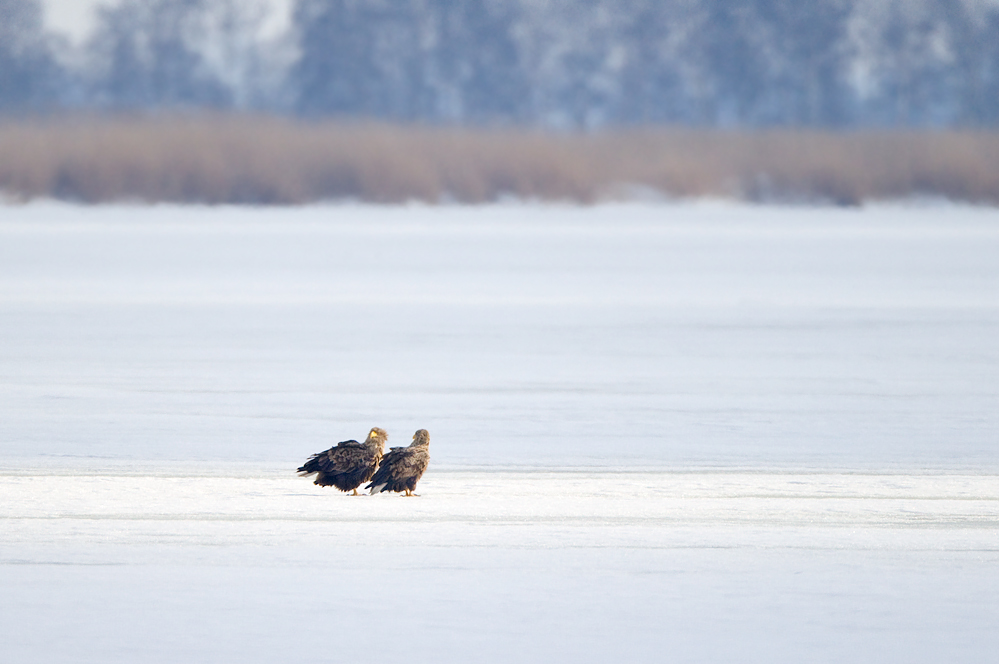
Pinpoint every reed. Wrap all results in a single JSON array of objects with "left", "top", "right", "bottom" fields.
[{"left": 1, "top": 115, "right": 998, "bottom": 205}]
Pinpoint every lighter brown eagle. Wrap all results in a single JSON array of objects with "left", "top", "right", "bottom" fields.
[{"left": 366, "top": 429, "right": 430, "bottom": 496}]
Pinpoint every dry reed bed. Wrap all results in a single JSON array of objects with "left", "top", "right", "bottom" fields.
[{"left": 1, "top": 116, "right": 998, "bottom": 205}]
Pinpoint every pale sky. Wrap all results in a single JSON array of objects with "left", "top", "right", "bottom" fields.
[{"left": 40, "top": 0, "right": 293, "bottom": 44}]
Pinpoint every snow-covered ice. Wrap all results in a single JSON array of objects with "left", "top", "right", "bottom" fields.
[
  {"left": 3, "top": 465, "right": 998, "bottom": 663},
  {"left": 1, "top": 203, "right": 998, "bottom": 663}
]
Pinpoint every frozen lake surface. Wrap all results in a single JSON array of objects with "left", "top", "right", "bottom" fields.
[
  {"left": 3, "top": 464, "right": 998, "bottom": 663},
  {"left": 1, "top": 203, "right": 998, "bottom": 662}
]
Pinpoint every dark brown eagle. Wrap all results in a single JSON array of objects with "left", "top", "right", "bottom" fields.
[
  {"left": 297, "top": 427, "right": 387, "bottom": 495},
  {"left": 366, "top": 429, "right": 430, "bottom": 496}
]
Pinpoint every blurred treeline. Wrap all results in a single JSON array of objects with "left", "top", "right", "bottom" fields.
[
  {"left": 4, "top": 0, "right": 999, "bottom": 127},
  {"left": 3, "top": 0, "right": 999, "bottom": 205}
]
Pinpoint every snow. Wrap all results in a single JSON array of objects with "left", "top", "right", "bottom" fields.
[{"left": 1, "top": 202, "right": 998, "bottom": 663}]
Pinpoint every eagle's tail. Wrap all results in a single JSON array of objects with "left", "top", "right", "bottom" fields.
[
  {"left": 297, "top": 454, "right": 322, "bottom": 476},
  {"left": 367, "top": 482, "right": 387, "bottom": 495}
]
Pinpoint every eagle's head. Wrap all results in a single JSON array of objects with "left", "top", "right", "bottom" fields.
[
  {"left": 411, "top": 429, "right": 430, "bottom": 448},
  {"left": 365, "top": 427, "right": 388, "bottom": 452}
]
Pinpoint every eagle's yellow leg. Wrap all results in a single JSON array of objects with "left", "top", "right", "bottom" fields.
[{"left": 352, "top": 489, "right": 359, "bottom": 496}]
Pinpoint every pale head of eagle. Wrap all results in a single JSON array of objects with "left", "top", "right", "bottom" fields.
[{"left": 365, "top": 427, "right": 388, "bottom": 452}]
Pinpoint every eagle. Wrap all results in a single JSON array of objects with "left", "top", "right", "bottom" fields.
[
  {"left": 366, "top": 429, "right": 430, "bottom": 496},
  {"left": 297, "top": 427, "right": 388, "bottom": 495}
]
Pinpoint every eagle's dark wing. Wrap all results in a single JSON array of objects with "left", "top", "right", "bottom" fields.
[
  {"left": 298, "top": 440, "right": 379, "bottom": 492},
  {"left": 298, "top": 440, "right": 358, "bottom": 475},
  {"left": 315, "top": 440, "right": 366, "bottom": 475}
]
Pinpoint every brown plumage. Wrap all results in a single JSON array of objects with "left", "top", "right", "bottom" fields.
[
  {"left": 297, "top": 427, "right": 387, "bottom": 495},
  {"left": 366, "top": 429, "right": 430, "bottom": 496}
]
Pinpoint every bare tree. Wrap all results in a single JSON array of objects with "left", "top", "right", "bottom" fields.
[
  {"left": 0, "top": 0, "right": 63, "bottom": 113},
  {"left": 86, "top": 0, "right": 272, "bottom": 109}
]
